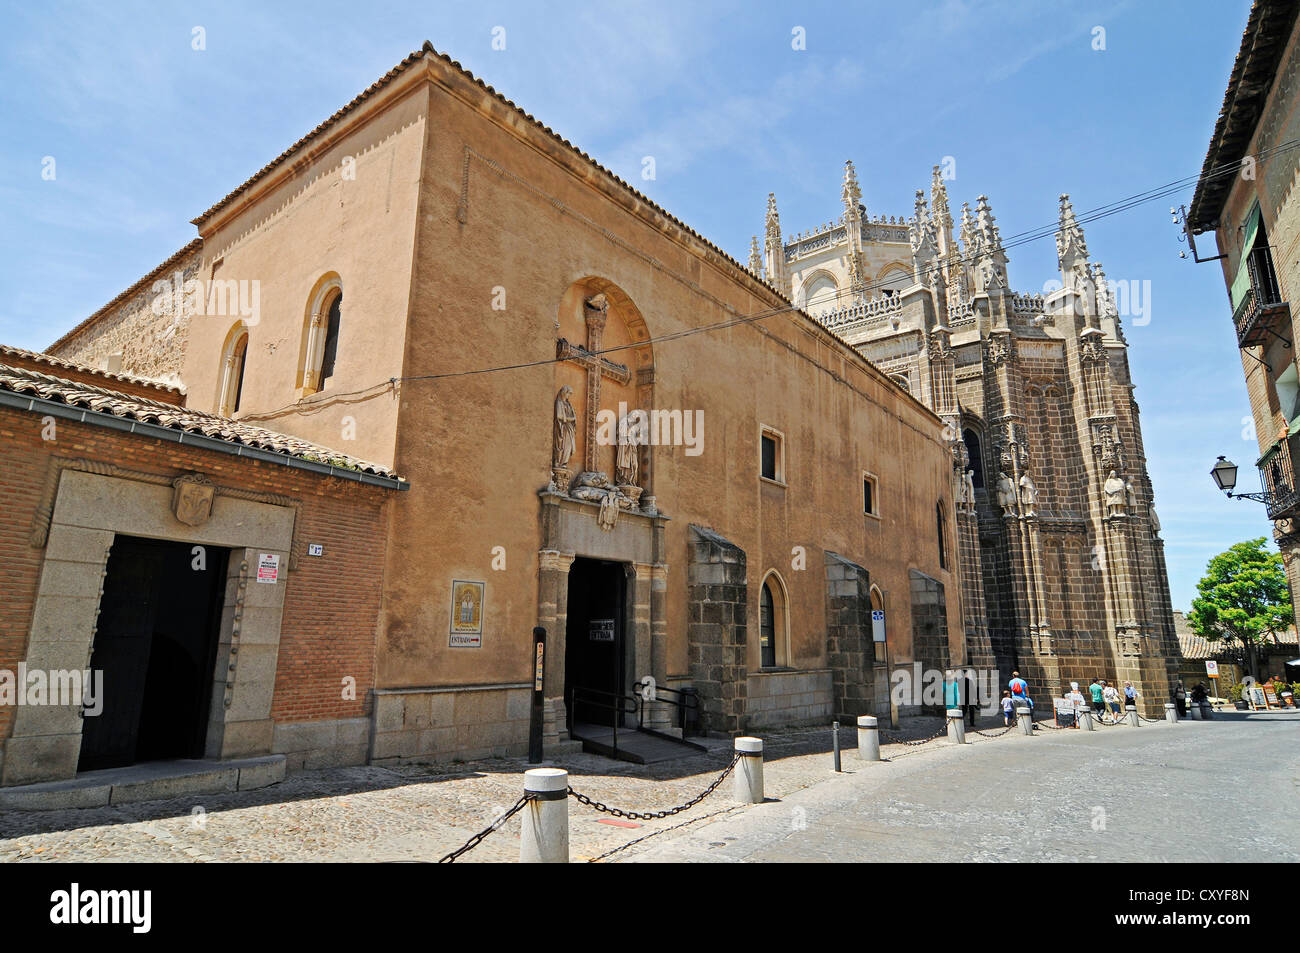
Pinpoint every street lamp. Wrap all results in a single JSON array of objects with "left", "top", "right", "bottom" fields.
[
  {"left": 1211, "top": 455, "right": 1273, "bottom": 505},
  {"left": 1210, "top": 456, "right": 1239, "bottom": 494}
]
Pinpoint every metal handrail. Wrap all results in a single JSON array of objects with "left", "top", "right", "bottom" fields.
[
  {"left": 638, "top": 685, "right": 700, "bottom": 735},
  {"left": 568, "top": 686, "right": 638, "bottom": 755}
]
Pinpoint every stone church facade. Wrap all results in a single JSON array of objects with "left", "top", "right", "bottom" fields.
[
  {"left": 752, "top": 162, "right": 1179, "bottom": 710},
  {"left": 12, "top": 43, "right": 977, "bottom": 784}
]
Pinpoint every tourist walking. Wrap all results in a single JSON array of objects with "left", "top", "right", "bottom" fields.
[
  {"left": 1174, "top": 679, "right": 1187, "bottom": 717},
  {"left": 1123, "top": 680, "right": 1139, "bottom": 713},
  {"left": 1001, "top": 690, "right": 1016, "bottom": 726},
  {"left": 1089, "top": 677, "right": 1105, "bottom": 717},
  {"left": 1102, "top": 681, "right": 1122, "bottom": 723}
]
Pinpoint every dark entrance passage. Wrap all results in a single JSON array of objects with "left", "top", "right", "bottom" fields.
[
  {"left": 564, "top": 558, "right": 627, "bottom": 728},
  {"left": 78, "top": 535, "right": 229, "bottom": 772}
]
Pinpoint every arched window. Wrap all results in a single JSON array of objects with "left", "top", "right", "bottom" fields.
[
  {"left": 937, "top": 501, "right": 949, "bottom": 570},
  {"left": 218, "top": 324, "right": 250, "bottom": 416},
  {"left": 962, "top": 428, "right": 984, "bottom": 488},
  {"left": 298, "top": 276, "right": 343, "bottom": 397},
  {"left": 759, "top": 571, "right": 789, "bottom": 668},
  {"left": 870, "top": 585, "right": 886, "bottom": 663}
]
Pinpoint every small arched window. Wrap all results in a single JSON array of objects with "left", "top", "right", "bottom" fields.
[
  {"left": 937, "top": 501, "right": 949, "bottom": 571},
  {"left": 759, "top": 571, "right": 789, "bottom": 668},
  {"left": 870, "top": 585, "right": 886, "bottom": 663},
  {"left": 218, "top": 325, "right": 249, "bottom": 416},
  {"left": 298, "top": 276, "right": 343, "bottom": 397}
]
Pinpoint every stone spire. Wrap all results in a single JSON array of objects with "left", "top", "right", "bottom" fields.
[
  {"left": 930, "top": 165, "right": 955, "bottom": 255},
  {"left": 841, "top": 161, "right": 868, "bottom": 301},
  {"left": 748, "top": 235, "right": 763, "bottom": 275},
  {"left": 969, "top": 195, "right": 1008, "bottom": 294},
  {"left": 764, "top": 193, "right": 790, "bottom": 292},
  {"left": 959, "top": 201, "right": 976, "bottom": 251},
  {"left": 1055, "top": 193, "right": 1090, "bottom": 291}
]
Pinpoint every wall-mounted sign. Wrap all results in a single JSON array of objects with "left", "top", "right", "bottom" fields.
[
  {"left": 589, "top": 619, "right": 615, "bottom": 642},
  {"left": 450, "top": 580, "right": 485, "bottom": 647},
  {"left": 534, "top": 642, "right": 545, "bottom": 691},
  {"left": 308, "top": 543, "right": 324, "bottom": 557},
  {"left": 256, "top": 553, "right": 280, "bottom": 584},
  {"left": 871, "top": 610, "right": 886, "bottom": 643},
  {"left": 1205, "top": 660, "right": 1218, "bottom": 678}
]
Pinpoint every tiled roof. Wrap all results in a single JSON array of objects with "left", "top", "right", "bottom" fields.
[
  {"left": 0, "top": 343, "right": 183, "bottom": 396},
  {"left": 0, "top": 359, "right": 395, "bottom": 479},
  {"left": 1187, "top": 0, "right": 1300, "bottom": 231},
  {"left": 1178, "top": 625, "right": 1298, "bottom": 660}
]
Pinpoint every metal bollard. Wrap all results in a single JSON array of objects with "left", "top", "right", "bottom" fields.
[
  {"left": 1126, "top": 704, "right": 1139, "bottom": 727},
  {"left": 1189, "top": 703, "right": 1203, "bottom": 720},
  {"left": 1164, "top": 702, "right": 1178, "bottom": 724},
  {"left": 520, "top": 768, "right": 569, "bottom": 864},
  {"left": 734, "top": 737, "right": 764, "bottom": 804},
  {"left": 1078, "top": 707, "right": 1095, "bottom": 731},
  {"left": 857, "top": 715, "right": 880, "bottom": 761},
  {"left": 832, "top": 721, "right": 841, "bottom": 772},
  {"left": 946, "top": 708, "right": 967, "bottom": 744},
  {"left": 1016, "top": 706, "right": 1033, "bottom": 736}
]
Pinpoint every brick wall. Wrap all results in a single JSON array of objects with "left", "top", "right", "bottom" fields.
[{"left": 0, "top": 403, "right": 393, "bottom": 749}]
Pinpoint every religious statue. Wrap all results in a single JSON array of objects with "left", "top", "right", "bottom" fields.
[
  {"left": 1103, "top": 470, "right": 1127, "bottom": 516},
  {"left": 615, "top": 413, "right": 642, "bottom": 492},
  {"left": 964, "top": 469, "right": 976, "bottom": 512},
  {"left": 1150, "top": 506, "right": 1161, "bottom": 536},
  {"left": 996, "top": 470, "right": 1017, "bottom": 516},
  {"left": 1018, "top": 473, "right": 1038, "bottom": 518},
  {"left": 570, "top": 471, "right": 621, "bottom": 531},
  {"left": 552, "top": 386, "right": 576, "bottom": 488},
  {"left": 956, "top": 469, "right": 971, "bottom": 508}
]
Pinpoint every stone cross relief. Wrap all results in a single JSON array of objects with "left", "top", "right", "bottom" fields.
[{"left": 551, "top": 293, "right": 645, "bottom": 531}]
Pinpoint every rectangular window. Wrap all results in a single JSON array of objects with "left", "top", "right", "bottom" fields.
[
  {"left": 863, "top": 472, "right": 879, "bottom": 517},
  {"left": 760, "top": 427, "right": 784, "bottom": 484}
]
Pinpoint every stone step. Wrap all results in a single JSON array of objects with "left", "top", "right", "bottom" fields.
[{"left": 0, "top": 755, "right": 286, "bottom": 811}]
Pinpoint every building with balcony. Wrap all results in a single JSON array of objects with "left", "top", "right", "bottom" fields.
[{"left": 1188, "top": 0, "right": 1300, "bottom": 593}]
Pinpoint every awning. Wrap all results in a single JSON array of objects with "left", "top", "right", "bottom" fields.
[{"left": 1231, "top": 204, "right": 1262, "bottom": 318}]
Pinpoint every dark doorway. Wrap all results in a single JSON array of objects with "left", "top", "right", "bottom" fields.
[
  {"left": 78, "top": 535, "right": 229, "bottom": 772},
  {"left": 565, "top": 558, "right": 627, "bottom": 727}
]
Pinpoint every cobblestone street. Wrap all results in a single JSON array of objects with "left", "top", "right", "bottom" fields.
[
  {"left": 0, "top": 717, "right": 954, "bottom": 863},
  {"left": 6, "top": 712, "right": 1288, "bottom": 863}
]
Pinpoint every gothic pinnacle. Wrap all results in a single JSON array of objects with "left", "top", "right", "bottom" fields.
[
  {"left": 1055, "top": 192, "right": 1089, "bottom": 263},
  {"left": 842, "top": 160, "right": 862, "bottom": 216},
  {"left": 748, "top": 235, "right": 763, "bottom": 274},
  {"left": 765, "top": 192, "right": 782, "bottom": 245}
]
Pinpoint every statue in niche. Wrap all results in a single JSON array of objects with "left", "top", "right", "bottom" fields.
[
  {"left": 964, "top": 469, "right": 976, "bottom": 512},
  {"left": 553, "top": 386, "right": 577, "bottom": 489},
  {"left": 956, "top": 469, "right": 971, "bottom": 508},
  {"left": 615, "top": 412, "right": 644, "bottom": 507},
  {"left": 1104, "top": 470, "right": 1127, "bottom": 516},
  {"left": 1018, "top": 473, "right": 1038, "bottom": 517},
  {"left": 996, "top": 471, "right": 1017, "bottom": 516}
]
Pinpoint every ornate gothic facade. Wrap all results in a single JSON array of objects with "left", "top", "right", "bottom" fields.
[{"left": 752, "top": 161, "right": 1180, "bottom": 703}]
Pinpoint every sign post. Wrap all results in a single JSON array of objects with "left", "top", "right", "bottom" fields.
[
  {"left": 1205, "top": 660, "right": 1219, "bottom": 680},
  {"left": 528, "top": 627, "right": 546, "bottom": 764}
]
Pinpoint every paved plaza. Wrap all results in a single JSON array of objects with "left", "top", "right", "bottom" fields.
[{"left": 0, "top": 711, "right": 1294, "bottom": 863}]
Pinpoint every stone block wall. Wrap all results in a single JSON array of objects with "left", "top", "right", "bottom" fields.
[
  {"left": 369, "top": 685, "right": 532, "bottom": 764},
  {"left": 909, "top": 569, "right": 951, "bottom": 712},
  {"left": 824, "top": 551, "right": 875, "bottom": 718},
  {"left": 745, "top": 670, "right": 833, "bottom": 728},
  {"left": 687, "top": 525, "right": 748, "bottom": 735}
]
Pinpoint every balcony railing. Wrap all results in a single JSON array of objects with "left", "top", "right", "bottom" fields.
[
  {"left": 1237, "top": 287, "right": 1292, "bottom": 348},
  {"left": 1258, "top": 430, "right": 1300, "bottom": 520}
]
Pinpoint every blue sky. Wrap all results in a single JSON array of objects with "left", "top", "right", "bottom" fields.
[{"left": 0, "top": 0, "right": 1271, "bottom": 609}]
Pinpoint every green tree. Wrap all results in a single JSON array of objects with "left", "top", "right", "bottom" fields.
[{"left": 1188, "top": 538, "right": 1294, "bottom": 678}]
